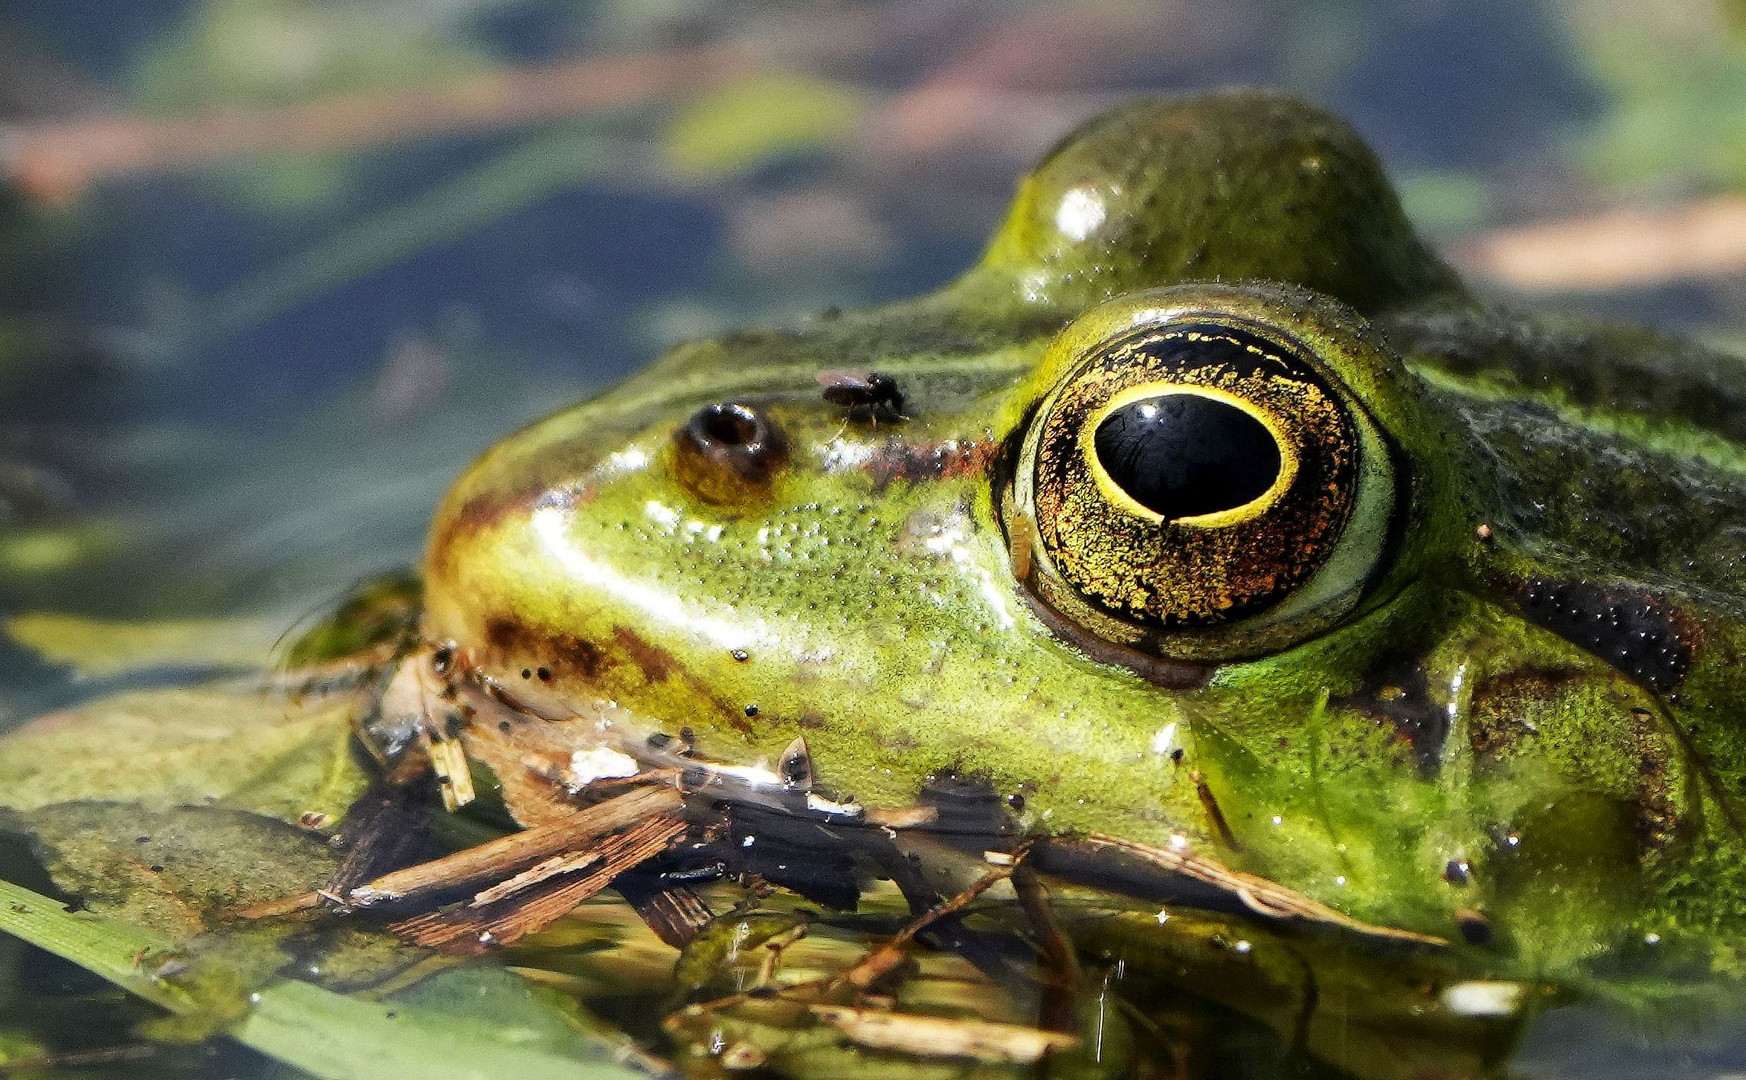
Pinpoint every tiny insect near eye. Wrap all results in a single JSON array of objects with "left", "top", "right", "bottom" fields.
[{"left": 818, "top": 369, "right": 907, "bottom": 422}]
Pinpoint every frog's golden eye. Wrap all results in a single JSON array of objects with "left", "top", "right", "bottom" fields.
[{"left": 1011, "top": 308, "right": 1398, "bottom": 662}]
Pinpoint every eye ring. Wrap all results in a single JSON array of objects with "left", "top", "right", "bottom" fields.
[
  {"left": 1082, "top": 382, "right": 1300, "bottom": 529},
  {"left": 1004, "top": 287, "right": 1409, "bottom": 663}
]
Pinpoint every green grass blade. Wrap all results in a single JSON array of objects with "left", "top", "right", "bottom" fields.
[
  {"left": 0, "top": 877, "right": 652, "bottom": 1080},
  {"left": 0, "top": 876, "right": 181, "bottom": 1008}
]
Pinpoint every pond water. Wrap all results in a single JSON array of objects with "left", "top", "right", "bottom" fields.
[{"left": 4, "top": 1, "right": 1746, "bottom": 1077}]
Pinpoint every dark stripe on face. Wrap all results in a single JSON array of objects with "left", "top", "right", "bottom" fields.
[{"left": 1511, "top": 578, "right": 1693, "bottom": 694}]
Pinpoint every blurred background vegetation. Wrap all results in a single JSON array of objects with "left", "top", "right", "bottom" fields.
[{"left": 3, "top": 0, "right": 1746, "bottom": 709}]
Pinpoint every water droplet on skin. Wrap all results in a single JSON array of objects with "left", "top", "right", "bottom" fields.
[{"left": 1150, "top": 722, "right": 1179, "bottom": 756}]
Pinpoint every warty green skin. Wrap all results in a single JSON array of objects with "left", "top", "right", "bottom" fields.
[{"left": 419, "top": 91, "right": 1746, "bottom": 986}]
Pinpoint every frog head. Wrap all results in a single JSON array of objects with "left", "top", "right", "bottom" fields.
[{"left": 415, "top": 90, "right": 1746, "bottom": 984}]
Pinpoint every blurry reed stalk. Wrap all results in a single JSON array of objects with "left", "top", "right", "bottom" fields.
[
  {"left": 1452, "top": 194, "right": 1746, "bottom": 291},
  {"left": 0, "top": 43, "right": 759, "bottom": 203}
]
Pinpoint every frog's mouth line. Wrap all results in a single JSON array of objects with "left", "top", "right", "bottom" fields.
[{"left": 368, "top": 645, "right": 1448, "bottom": 954}]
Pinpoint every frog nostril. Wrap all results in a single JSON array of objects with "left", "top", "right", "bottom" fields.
[
  {"left": 672, "top": 402, "right": 790, "bottom": 505},
  {"left": 696, "top": 403, "right": 762, "bottom": 446}
]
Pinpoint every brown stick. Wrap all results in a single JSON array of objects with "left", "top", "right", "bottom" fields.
[
  {"left": 808, "top": 1006, "right": 1078, "bottom": 1065},
  {"left": 615, "top": 878, "right": 716, "bottom": 949},
  {"left": 1010, "top": 866, "right": 1079, "bottom": 981},
  {"left": 390, "top": 812, "right": 687, "bottom": 951},
  {"left": 1059, "top": 833, "right": 1446, "bottom": 947},
  {"left": 347, "top": 784, "right": 681, "bottom": 907},
  {"left": 838, "top": 867, "right": 1010, "bottom": 992},
  {"left": 468, "top": 850, "right": 602, "bottom": 906}
]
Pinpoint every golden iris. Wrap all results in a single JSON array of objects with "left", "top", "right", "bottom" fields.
[{"left": 1027, "top": 322, "right": 1358, "bottom": 628}]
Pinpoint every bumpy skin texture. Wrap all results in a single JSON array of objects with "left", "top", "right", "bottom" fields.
[{"left": 420, "top": 91, "right": 1746, "bottom": 983}]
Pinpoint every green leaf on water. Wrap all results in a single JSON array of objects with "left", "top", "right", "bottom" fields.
[
  {"left": 248, "top": 965, "right": 654, "bottom": 1080},
  {"left": 0, "top": 876, "right": 179, "bottom": 1008},
  {"left": 0, "top": 679, "right": 372, "bottom": 934},
  {"left": 6, "top": 611, "right": 283, "bottom": 678},
  {"left": 0, "top": 878, "right": 650, "bottom": 1080},
  {"left": 0, "top": 685, "right": 368, "bottom": 828},
  {"left": 14, "top": 803, "right": 344, "bottom": 939}
]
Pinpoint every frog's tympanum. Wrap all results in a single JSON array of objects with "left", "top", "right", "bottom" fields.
[{"left": 337, "top": 91, "right": 1746, "bottom": 1072}]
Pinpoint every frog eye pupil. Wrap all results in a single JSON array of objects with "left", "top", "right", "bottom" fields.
[{"left": 1092, "top": 394, "right": 1281, "bottom": 519}]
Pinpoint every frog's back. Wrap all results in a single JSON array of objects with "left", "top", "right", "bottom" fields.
[{"left": 1386, "top": 304, "right": 1746, "bottom": 608}]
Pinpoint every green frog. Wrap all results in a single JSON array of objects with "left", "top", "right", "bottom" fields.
[{"left": 370, "top": 89, "right": 1746, "bottom": 1047}]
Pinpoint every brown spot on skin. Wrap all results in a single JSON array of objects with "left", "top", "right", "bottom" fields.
[
  {"left": 1467, "top": 667, "right": 1685, "bottom": 861},
  {"left": 1626, "top": 706, "right": 1683, "bottom": 857},
  {"left": 611, "top": 625, "right": 673, "bottom": 683},
  {"left": 426, "top": 482, "right": 596, "bottom": 583},
  {"left": 873, "top": 728, "right": 918, "bottom": 752},
  {"left": 1466, "top": 667, "right": 1583, "bottom": 758},
  {"left": 482, "top": 615, "right": 609, "bottom": 681},
  {"left": 1334, "top": 653, "right": 1448, "bottom": 775},
  {"left": 604, "top": 625, "right": 755, "bottom": 735},
  {"left": 848, "top": 436, "right": 998, "bottom": 490},
  {"left": 469, "top": 617, "right": 752, "bottom": 737}
]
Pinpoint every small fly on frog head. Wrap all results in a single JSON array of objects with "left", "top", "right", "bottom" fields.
[{"left": 818, "top": 369, "right": 908, "bottom": 423}]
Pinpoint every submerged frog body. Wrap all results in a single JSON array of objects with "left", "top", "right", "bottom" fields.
[{"left": 385, "top": 91, "right": 1746, "bottom": 1015}]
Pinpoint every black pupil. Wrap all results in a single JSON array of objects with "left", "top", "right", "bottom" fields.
[{"left": 1093, "top": 394, "right": 1282, "bottom": 519}]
